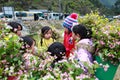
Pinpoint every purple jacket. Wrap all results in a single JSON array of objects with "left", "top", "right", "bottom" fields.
[{"left": 74, "top": 39, "right": 94, "bottom": 66}]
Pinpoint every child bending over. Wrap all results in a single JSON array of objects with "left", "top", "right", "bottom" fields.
[
  {"left": 72, "top": 24, "right": 94, "bottom": 72},
  {"left": 47, "top": 42, "right": 66, "bottom": 67}
]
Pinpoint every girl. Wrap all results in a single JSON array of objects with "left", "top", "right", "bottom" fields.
[
  {"left": 38, "top": 26, "right": 55, "bottom": 50},
  {"left": 21, "top": 36, "right": 36, "bottom": 54},
  {"left": 20, "top": 36, "right": 38, "bottom": 70},
  {"left": 72, "top": 24, "right": 94, "bottom": 71},
  {"left": 48, "top": 42, "right": 66, "bottom": 62},
  {"left": 62, "top": 13, "right": 78, "bottom": 58},
  {"left": 8, "top": 22, "right": 23, "bottom": 36},
  {"left": 47, "top": 42, "right": 66, "bottom": 68}
]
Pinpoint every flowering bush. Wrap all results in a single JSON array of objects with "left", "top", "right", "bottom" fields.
[
  {"left": 0, "top": 21, "right": 23, "bottom": 79},
  {"left": 0, "top": 20, "right": 110, "bottom": 79},
  {"left": 78, "top": 11, "right": 120, "bottom": 65},
  {"left": 19, "top": 53, "right": 100, "bottom": 80}
]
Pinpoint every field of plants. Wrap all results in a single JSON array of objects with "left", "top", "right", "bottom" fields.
[{"left": 0, "top": 12, "right": 120, "bottom": 80}]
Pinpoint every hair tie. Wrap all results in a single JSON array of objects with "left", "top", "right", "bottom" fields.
[{"left": 87, "top": 30, "right": 90, "bottom": 35}]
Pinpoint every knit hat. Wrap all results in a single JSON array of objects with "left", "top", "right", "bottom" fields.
[{"left": 63, "top": 13, "right": 78, "bottom": 31}]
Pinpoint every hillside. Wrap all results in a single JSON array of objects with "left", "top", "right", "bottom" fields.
[
  {"left": 0, "top": 0, "right": 119, "bottom": 15},
  {"left": 99, "top": 0, "right": 117, "bottom": 8}
]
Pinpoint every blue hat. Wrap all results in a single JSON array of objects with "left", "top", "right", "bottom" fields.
[{"left": 63, "top": 13, "right": 78, "bottom": 31}]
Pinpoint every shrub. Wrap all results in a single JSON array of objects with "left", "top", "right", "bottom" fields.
[
  {"left": 78, "top": 11, "right": 120, "bottom": 65},
  {"left": 0, "top": 21, "right": 23, "bottom": 78}
]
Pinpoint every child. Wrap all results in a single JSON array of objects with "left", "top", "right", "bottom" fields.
[
  {"left": 20, "top": 36, "right": 38, "bottom": 70},
  {"left": 72, "top": 24, "right": 94, "bottom": 71},
  {"left": 21, "top": 36, "right": 36, "bottom": 54},
  {"left": 47, "top": 42, "right": 66, "bottom": 67},
  {"left": 62, "top": 13, "right": 78, "bottom": 58},
  {"left": 38, "top": 26, "right": 55, "bottom": 50},
  {"left": 48, "top": 42, "right": 66, "bottom": 62},
  {"left": 8, "top": 22, "right": 23, "bottom": 36}
]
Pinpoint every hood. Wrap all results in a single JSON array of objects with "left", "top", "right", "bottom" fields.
[{"left": 76, "top": 39, "right": 94, "bottom": 53}]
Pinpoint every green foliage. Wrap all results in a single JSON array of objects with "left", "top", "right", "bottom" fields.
[
  {"left": 113, "top": 0, "right": 120, "bottom": 14},
  {"left": 0, "top": 21, "right": 23, "bottom": 78}
]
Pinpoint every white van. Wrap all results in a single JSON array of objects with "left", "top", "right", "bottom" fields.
[
  {"left": 14, "top": 11, "right": 44, "bottom": 21},
  {"left": 0, "top": 13, "right": 4, "bottom": 18},
  {"left": 48, "top": 12, "right": 60, "bottom": 20}
]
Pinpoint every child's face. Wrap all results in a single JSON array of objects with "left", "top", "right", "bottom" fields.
[
  {"left": 64, "top": 27, "right": 69, "bottom": 33},
  {"left": 28, "top": 41, "right": 35, "bottom": 54},
  {"left": 44, "top": 29, "right": 52, "bottom": 39},
  {"left": 16, "top": 25, "right": 22, "bottom": 36},
  {"left": 72, "top": 32, "right": 80, "bottom": 40}
]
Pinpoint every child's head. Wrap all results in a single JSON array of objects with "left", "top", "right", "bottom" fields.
[
  {"left": 63, "top": 13, "right": 78, "bottom": 33},
  {"left": 8, "top": 22, "right": 22, "bottom": 36},
  {"left": 41, "top": 26, "right": 52, "bottom": 39},
  {"left": 8, "top": 22, "right": 23, "bottom": 36},
  {"left": 72, "top": 24, "right": 92, "bottom": 40},
  {"left": 21, "top": 36, "right": 36, "bottom": 53},
  {"left": 47, "top": 42, "right": 66, "bottom": 61}
]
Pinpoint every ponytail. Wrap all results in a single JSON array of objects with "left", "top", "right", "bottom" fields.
[{"left": 40, "top": 37, "right": 43, "bottom": 46}]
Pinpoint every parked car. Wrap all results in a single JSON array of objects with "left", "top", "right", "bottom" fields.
[{"left": 113, "top": 15, "right": 120, "bottom": 19}]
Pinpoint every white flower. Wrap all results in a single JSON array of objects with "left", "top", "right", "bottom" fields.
[
  {"left": 6, "top": 25, "right": 12, "bottom": 29},
  {"left": 4, "top": 68, "right": 9, "bottom": 71},
  {"left": 103, "top": 64, "right": 109, "bottom": 71},
  {"left": 58, "top": 59, "right": 67, "bottom": 63},
  {"left": 8, "top": 34, "right": 12, "bottom": 38},
  {"left": 10, "top": 66, "right": 14, "bottom": 70},
  {"left": 99, "top": 63, "right": 103, "bottom": 66},
  {"left": 93, "top": 61, "right": 98, "bottom": 64}
]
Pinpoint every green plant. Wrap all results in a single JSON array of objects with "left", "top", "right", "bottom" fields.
[{"left": 0, "top": 21, "right": 23, "bottom": 78}]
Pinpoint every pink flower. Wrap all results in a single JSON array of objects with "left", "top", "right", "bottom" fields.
[
  {"left": 109, "top": 44, "right": 115, "bottom": 49},
  {"left": 116, "top": 41, "right": 120, "bottom": 45},
  {"left": 21, "top": 46, "right": 25, "bottom": 49},
  {"left": 76, "top": 74, "right": 89, "bottom": 79},
  {"left": 61, "top": 72, "right": 68, "bottom": 78},
  {"left": 118, "top": 32, "right": 120, "bottom": 36},
  {"left": 99, "top": 40, "right": 105, "bottom": 45},
  {"left": 18, "top": 70, "right": 23, "bottom": 75},
  {"left": 14, "top": 28, "right": 17, "bottom": 32}
]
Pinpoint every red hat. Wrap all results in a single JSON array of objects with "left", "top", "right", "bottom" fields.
[{"left": 70, "top": 13, "right": 78, "bottom": 19}]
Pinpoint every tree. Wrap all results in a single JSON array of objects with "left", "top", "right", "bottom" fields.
[{"left": 114, "top": 0, "right": 120, "bottom": 14}]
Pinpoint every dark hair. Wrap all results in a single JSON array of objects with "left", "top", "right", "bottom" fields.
[
  {"left": 41, "top": 26, "right": 51, "bottom": 36},
  {"left": 20, "top": 36, "right": 35, "bottom": 50},
  {"left": 47, "top": 42, "right": 66, "bottom": 61},
  {"left": 40, "top": 26, "right": 52, "bottom": 46},
  {"left": 8, "top": 22, "right": 23, "bottom": 33},
  {"left": 72, "top": 24, "right": 92, "bottom": 39}
]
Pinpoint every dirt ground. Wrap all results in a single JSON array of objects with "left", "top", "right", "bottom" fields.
[{"left": 113, "top": 65, "right": 120, "bottom": 80}]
